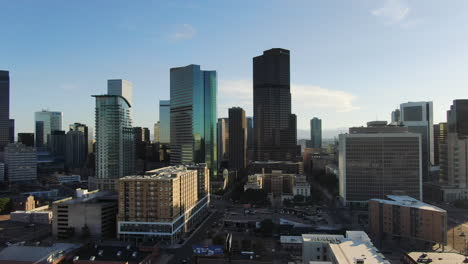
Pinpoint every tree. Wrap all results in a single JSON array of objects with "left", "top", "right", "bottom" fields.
[
  {"left": 259, "top": 219, "right": 275, "bottom": 237},
  {"left": 0, "top": 198, "right": 12, "bottom": 214}
]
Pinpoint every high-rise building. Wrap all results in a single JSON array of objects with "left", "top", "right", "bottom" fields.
[
  {"left": 91, "top": 80, "right": 135, "bottom": 191},
  {"left": 0, "top": 71, "right": 10, "bottom": 151},
  {"left": 391, "top": 109, "right": 401, "bottom": 124},
  {"left": 154, "top": 122, "right": 160, "bottom": 143},
  {"left": 142, "top": 127, "right": 150, "bottom": 143},
  {"left": 8, "top": 119, "right": 14, "bottom": 143},
  {"left": 400, "top": 101, "right": 433, "bottom": 182},
  {"left": 246, "top": 117, "right": 254, "bottom": 161},
  {"left": 117, "top": 165, "right": 209, "bottom": 243},
  {"left": 217, "top": 118, "right": 229, "bottom": 168},
  {"left": 4, "top": 143, "right": 37, "bottom": 182},
  {"left": 310, "top": 117, "right": 322, "bottom": 149},
  {"left": 442, "top": 100, "right": 468, "bottom": 190},
  {"left": 228, "top": 107, "right": 247, "bottom": 170},
  {"left": 170, "top": 65, "right": 217, "bottom": 176},
  {"left": 65, "top": 130, "right": 86, "bottom": 169},
  {"left": 253, "top": 48, "right": 299, "bottom": 161},
  {"left": 18, "top": 133, "right": 34, "bottom": 147},
  {"left": 49, "top": 130, "right": 66, "bottom": 160},
  {"left": 0, "top": 163, "right": 4, "bottom": 182},
  {"left": 35, "top": 110, "right": 62, "bottom": 148},
  {"left": 107, "top": 79, "right": 133, "bottom": 106},
  {"left": 339, "top": 122, "right": 422, "bottom": 206},
  {"left": 69, "top": 123, "right": 89, "bottom": 155},
  {"left": 434, "top": 122, "right": 447, "bottom": 166},
  {"left": 159, "top": 100, "right": 171, "bottom": 144},
  {"left": 187, "top": 163, "right": 210, "bottom": 199}
]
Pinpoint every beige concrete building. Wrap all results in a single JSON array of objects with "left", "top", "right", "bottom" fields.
[
  {"left": 117, "top": 165, "right": 209, "bottom": 243},
  {"left": 244, "top": 170, "right": 310, "bottom": 198},
  {"left": 369, "top": 195, "right": 447, "bottom": 246}
]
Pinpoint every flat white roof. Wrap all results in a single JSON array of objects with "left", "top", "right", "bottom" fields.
[
  {"left": 329, "top": 239, "right": 390, "bottom": 264},
  {"left": 406, "top": 251, "right": 467, "bottom": 264},
  {"left": 302, "top": 234, "right": 345, "bottom": 243},
  {"left": 371, "top": 195, "right": 446, "bottom": 213}
]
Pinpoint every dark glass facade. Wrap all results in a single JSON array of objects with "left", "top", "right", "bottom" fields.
[
  {"left": 18, "top": 133, "right": 34, "bottom": 147},
  {"left": 253, "top": 48, "right": 299, "bottom": 161},
  {"left": 0, "top": 71, "right": 9, "bottom": 151},
  {"left": 228, "top": 107, "right": 247, "bottom": 170},
  {"left": 447, "top": 100, "right": 468, "bottom": 137},
  {"left": 310, "top": 117, "right": 322, "bottom": 148},
  {"left": 170, "top": 65, "right": 217, "bottom": 176}
]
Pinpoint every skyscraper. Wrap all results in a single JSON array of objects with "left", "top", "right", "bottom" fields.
[
  {"left": 154, "top": 121, "right": 160, "bottom": 143},
  {"left": 8, "top": 119, "right": 14, "bottom": 143},
  {"left": 310, "top": 117, "right": 322, "bottom": 149},
  {"left": 0, "top": 71, "right": 10, "bottom": 151},
  {"left": 391, "top": 109, "right": 401, "bottom": 124},
  {"left": 229, "top": 107, "right": 247, "bottom": 170},
  {"left": 107, "top": 79, "right": 133, "bottom": 106},
  {"left": 159, "top": 100, "right": 171, "bottom": 144},
  {"left": 434, "top": 123, "right": 447, "bottom": 166},
  {"left": 50, "top": 130, "right": 66, "bottom": 160},
  {"left": 339, "top": 122, "right": 422, "bottom": 205},
  {"left": 69, "top": 123, "right": 89, "bottom": 155},
  {"left": 253, "top": 48, "right": 299, "bottom": 161},
  {"left": 91, "top": 80, "right": 135, "bottom": 191},
  {"left": 217, "top": 118, "right": 229, "bottom": 168},
  {"left": 18, "top": 133, "right": 34, "bottom": 147},
  {"left": 170, "top": 65, "right": 217, "bottom": 176},
  {"left": 400, "top": 101, "right": 434, "bottom": 182},
  {"left": 35, "top": 110, "right": 62, "bottom": 148},
  {"left": 142, "top": 127, "right": 150, "bottom": 143},
  {"left": 5, "top": 143, "right": 37, "bottom": 183},
  {"left": 247, "top": 117, "right": 254, "bottom": 161},
  {"left": 65, "top": 130, "right": 86, "bottom": 169}
]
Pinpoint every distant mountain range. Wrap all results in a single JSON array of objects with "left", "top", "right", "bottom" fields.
[{"left": 297, "top": 128, "right": 348, "bottom": 140}]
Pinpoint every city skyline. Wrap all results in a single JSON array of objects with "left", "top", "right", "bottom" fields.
[{"left": 2, "top": 1, "right": 468, "bottom": 137}]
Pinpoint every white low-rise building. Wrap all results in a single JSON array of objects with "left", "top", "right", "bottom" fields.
[{"left": 294, "top": 175, "right": 311, "bottom": 197}]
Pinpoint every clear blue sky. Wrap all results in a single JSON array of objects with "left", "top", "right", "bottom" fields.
[{"left": 1, "top": 0, "right": 468, "bottom": 138}]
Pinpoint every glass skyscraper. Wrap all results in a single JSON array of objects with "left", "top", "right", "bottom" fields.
[
  {"left": 310, "top": 117, "right": 322, "bottom": 148},
  {"left": 0, "top": 71, "right": 10, "bottom": 151},
  {"left": 159, "top": 100, "right": 171, "bottom": 144},
  {"left": 170, "top": 65, "right": 217, "bottom": 176},
  {"left": 253, "top": 48, "right": 299, "bottom": 161},
  {"left": 34, "top": 110, "right": 63, "bottom": 149},
  {"left": 91, "top": 80, "right": 135, "bottom": 191}
]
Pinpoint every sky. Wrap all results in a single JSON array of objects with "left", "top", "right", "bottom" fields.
[{"left": 1, "top": 0, "right": 468, "bottom": 139}]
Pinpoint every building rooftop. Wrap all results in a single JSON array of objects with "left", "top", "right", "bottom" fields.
[
  {"left": 71, "top": 244, "right": 151, "bottom": 263},
  {"left": 371, "top": 195, "right": 446, "bottom": 213},
  {"left": 406, "top": 251, "right": 468, "bottom": 264},
  {"left": 302, "top": 234, "right": 345, "bottom": 243},
  {"left": 280, "top": 236, "right": 303, "bottom": 244},
  {"left": 0, "top": 242, "right": 80, "bottom": 262},
  {"left": 121, "top": 165, "right": 194, "bottom": 181},
  {"left": 329, "top": 239, "right": 391, "bottom": 264}
]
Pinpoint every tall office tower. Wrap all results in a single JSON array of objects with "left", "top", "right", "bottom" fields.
[
  {"left": 34, "top": 110, "right": 62, "bottom": 148},
  {"left": 228, "top": 107, "right": 247, "bottom": 170},
  {"left": 391, "top": 109, "right": 401, "bottom": 124},
  {"left": 133, "top": 127, "right": 143, "bottom": 142},
  {"left": 4, "top": 143, "right": 37, "bottom": 182},
  {"left": 142, "top": 128, "right": 150, "bottom": 143},
  {"left": 442, "top": 100, "right": 468, "bottom": 191},
  {"left": 433, "top": 123, "right": 447, "bottom": 166},
  {"left": 154, "top": 122, "right": 160, "bottom": 143},
  {"left": 117, "top": 166, "right": 209, "bottom": 244},
  {"left": 159, "top": 100, "right": 171, "bottom": 144},
  {"left": 217, "top": 118, "right": 229, "bottom": 167},
  {"left": 65, "top": 130, "right": 86, "bottom": 169},
  {"left": 50, "top": 130, "right": 66, "bottom": 159},
  {"left": 18, "top": 133, "right": 34, "bottom": 147},
  {"left": 338, "top": 122, "right": 422, "bottom": 206},
  {"left": 0, "top": 71, "right": 10, "bottom": 151},
  {"left": 170, "top": 65, "right": 217, "bottom": 176},
  {"left": 310, "top": 117, "right": 322, "bottom": 149},
  {"left": 400, "top": 101, "right": 434, "bottom": 182},
  {"left": 91, "top": 81, "right": 135, "bottom": 191},
  {"left": 253, "top": 48, "right": 299, "bottom": 161},
  {"left": 8, "top": 119, "right": 14, "bottom": 143},
  {"left": 0, "top": 163, "right": 4, "bottom": 182},
  {"left": 133, "top": 127, "right": 147, "bottom": 160},
  {"left": 107, "top": 79, "right": 133, "bottom": 106},
  {"left": 69, "top": 123, "right": 89, "bottom": 155},
  {"left": 246, "top": 117, "right": 254, "bottom": 160}
]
